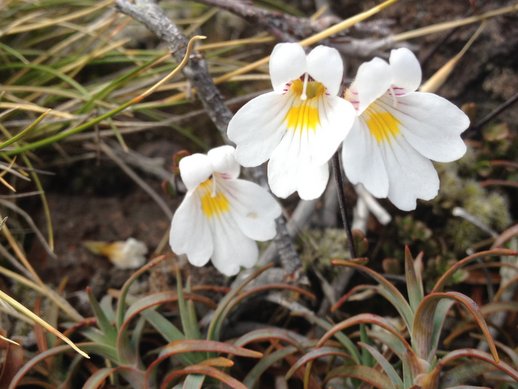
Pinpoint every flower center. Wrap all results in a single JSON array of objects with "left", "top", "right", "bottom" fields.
[
  {"left": 198, "top": 179, "right": 230, "bottom": 218},
  {"left": 284, "top": 78, "right": 325, "bottom": 134},
  {"left": 364, "top": 105, "right": 400, "bottom": 143},
  {"left": 290, "top": 78, "right": 325, "bottom": 100}
]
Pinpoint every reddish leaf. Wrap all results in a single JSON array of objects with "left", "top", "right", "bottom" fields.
[
  {"left": 432, "top": 249, "right": 516, "bottom": 293},
  {"left": 413, "top": 292, "right": 499, "bottom": 363},
  {"left": 404, "top": 246, "right": 424, "bottom": 311},
  {"left": 285, "top": 346, "right": 352, "bottom": 379},
  {"left": 0, "top": 340, "right": 24, "bottom": 387},
  {"left": 324, "top": 365, "right": 394, "bottom": 388},
  {"left": 332, "top": 260, "right": 413, "bottom": 329},
  {"left": 234, "top": 327, "right": 304, "bottom": 351},
  {"left": 146, "top": 339, "right": 261, "bottom": 380},
  {"left": 160, "top": 365, "right": 247, "bottom": 389},
  {"left": 427, "top": 349, "right": 518, "bottom": 384}
]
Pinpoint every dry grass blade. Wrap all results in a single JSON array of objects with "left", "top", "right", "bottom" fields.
[
  {"left": 167, "top": 0, "right": 398, "bottom": 101},
  {"left": 3, "top": 35, "right": 205, "bottom": 156},
  {"left": 0, "top": 289, "right": 89, "bottom": 359},
  {"left": 392, "top": 3, "right": 518, "bottom": 42},
  {"left": 0, "top": 333, "right": 20, "bottom": 346},
  {"left": 420, "top": 22, "right": 485, "bottom": 93},
  {"left": 1, "top": 0, "right": 114, "bottom": 36}
]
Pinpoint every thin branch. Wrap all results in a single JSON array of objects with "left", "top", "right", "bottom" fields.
[
  {"left": 331, "top": 152, "right": 357, "bottom": 259},
  {"left": 472, "top": 91, "right": 518, "bottom": 131}
]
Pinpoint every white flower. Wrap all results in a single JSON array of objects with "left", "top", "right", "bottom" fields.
[
  {"left": 342, "top": 48, "right": 470, "bottom": 211},
  {"left": 169, "top": 145, "right": 281, "bottom": 276},
  {"left": 84, "top": 238, "right": 148, "bottom": 269},
  {"left": 228, "top": 42, "right": 356, "bottom": 200}
]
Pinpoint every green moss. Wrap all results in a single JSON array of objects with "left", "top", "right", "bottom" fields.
[{"left": 299, "top": 228, "right": 350, "bottom": 270}]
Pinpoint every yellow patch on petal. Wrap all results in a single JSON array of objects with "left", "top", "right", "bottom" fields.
[
  {"left": 285, "top": 104, "right": 320, "bottom": 133},
  {"left": 198, "top": 179, "right": 230, "bottom": 218},
  {"left": 285, "top": 79, "right": 326, "bottom": 134},
  {"left": 365, "top": 109, "right": 400, "bottom": 143}
]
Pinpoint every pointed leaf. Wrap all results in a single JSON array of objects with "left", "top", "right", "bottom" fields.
[
  {"left": 146, "top": 339, "right": 262, "bottom": 381},
  {"left": 83, "top": 367, "right": 117, "bottom": 389},
  {"left": 183, "top": 374, "right": 205, "bottom": 389},
  {"left": 432, "top": 249, "right": 516, "bottom": 293},
  {"left": 244, "top": 346, "right": 298, "bottom": 387},
  {"left": 325, "top": 365, "right": 394, "bottom": 388},
  {"left": 176, "top": 269, "right": 200, "bottom": 340},
  {"left": 427, "top": 348, "right": 518, "bottom": 384},
  {"left": 413, "top": 292, "right": 499, "bottom": 362},
  {"left": 316, "top": 313, "right": 413, "bottom": 356},
  {"left": 234, "top": 327, "right": 304, "bottom": 350},
  {"left": 0, "top": 340, "right": 24, "bottom": 386},
  {"left": 358, "top": 342, "right": 403, "bottom": 389},
  {"left": 404, "top": 247, "right": 424, "bottom": 311},
  {"left": 332, "top": 260, "right": 413, "bottom": 330},
  {"left": 87, "top": 287, "right": 116, "bottom": 340},
  {"left": 207, "top": 263, "right": 274, "bottom": 341},
  {"left": 160, "top": 365, "right": 247, "bottom": 389},
  {"left": 285, "top": 347, "right": 353, "bottom": 379},
  {"left": 142, "top": 309, "right": 184, "bottom": 341},
  {"left": 116, "top": 255, "right": 166, "bottom": 328}
]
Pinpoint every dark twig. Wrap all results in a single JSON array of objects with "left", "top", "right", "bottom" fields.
[
  {"left": 472, "top": 91, "right": 518, "bottom": 131},
  {"left": 194, "top": 0, "right": 336, "bottom": 40},
  {"left": 331, "top": 152, "right": 357, "bottom": 259},
  {"left": 116, "top": 0, "right": 302, "bottom": 275}
]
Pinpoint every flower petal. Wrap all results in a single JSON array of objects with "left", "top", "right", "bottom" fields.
[
  {"left": 269, "top": 43, "right": 307, "bottom": 92},
  {"left": 221, "top": 179, "right": 281, "bottom": 241},
  {"left": 306, "top": 45, "right": 343, "bottom": 96},
  {"left": 267, "top": 132, "right": 330, "bottom": 200},
  {"left": 208, "top": 145, "right": 240, "bottom": 179},
  {"left": 389, "top": 48, "right": 422, "bottom": 93},
  {"left": 342, "top": 119, "right": 389, "bottom": 198},
  {"left": 309, "top": 95, "right": 356, "bottom": 166},
  {"left": 382, "top": 135, "right": 440, "bottom": 211},
  {"left": 378, "top": 93, "right": 469, "bottom": 162},
  {"left": 267, "top": 130, "right": 299, "bottom": 198},
  {"left": 210, "top": 215, "right": 259, "bottom": 276},
  {"left": 228, "top": 92, "right": 292, "bottom": 167},
  {"left": 296, "top": 163, "right": 329, "bottom": 200},
  {"left": 179, "top": 153, "right": 212, "bottom": 191},
  {"left": 170, "top": 193, "right": 213, "bottom": 266},
  {"left": 352, "top": 57, "right": 392, "bottom": 114}
]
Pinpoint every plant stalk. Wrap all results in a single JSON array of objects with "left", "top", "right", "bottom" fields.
[{"left": 331, "top": 152, "right": 357, "bottom": 259}]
